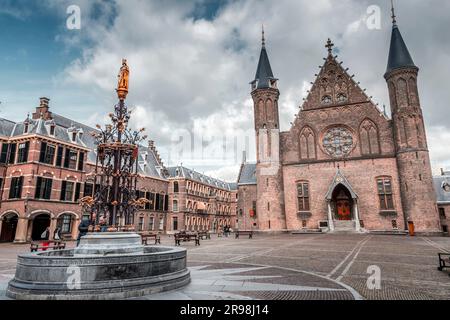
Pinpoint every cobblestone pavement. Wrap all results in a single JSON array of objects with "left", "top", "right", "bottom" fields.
[{"left": 0, "top": 234, "right": 449, "bottom": 300}]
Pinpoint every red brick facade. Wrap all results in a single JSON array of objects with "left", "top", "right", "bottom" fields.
[
  {"left": 238, "top": 33, "right": 443, "bottom": 235},
  {"left": 0, "top": 102, "right": 237, "bottom": 243}
]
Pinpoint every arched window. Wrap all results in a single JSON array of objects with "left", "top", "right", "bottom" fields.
[
  {"left": 397, "top": 78, "right": 408, "bottom": 108},
  {"left": 58, "top": 214, "right": 73, "bottom": 233},
  {"left": 173, "top": 200, "right": 179, "bottom": 212},
  {"left": 173, "top": 181, "right": 179, "bottom": 193},
  {"left": 388, "top": 81, "right": 397, "bottom": 110},
  {"left": 408, "top": 77, "right": 418, "bottom": 105},
  {"left": 258, "top": 99, "right": 265, "bottom": 123},
  {"left": 336, "top": 93, "right": 348, "bottom": 103},
  {"left": 297, "top": 182, "right": 310, "bottom": 212},
  {"left": 321, "top": 95, "right": 332, "bottom": 105},
  {"left": 377, "top": 177, "right": 394, "bottom": 210},
  {"left": 415, "top": 116, "right": 425, "bottom": 148},
  {"left": 299, "top": 127, "right": 316, "bottom": 160},
  {"left": 266, "top": 99, "right": 273, "bottom": 122},
  {"left": 359, "top": 119, "right": 380, "bottom": 155}
]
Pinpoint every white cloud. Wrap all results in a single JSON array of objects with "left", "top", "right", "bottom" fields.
[{"left": 40, "top": 0, "right": 450, "bottom": 181}]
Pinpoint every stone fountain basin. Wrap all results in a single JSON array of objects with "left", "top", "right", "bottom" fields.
[{"left": 6, "top": 233, "right": 190, "bottom": 300}]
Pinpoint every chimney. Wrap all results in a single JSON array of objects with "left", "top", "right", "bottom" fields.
[
  {"left": 32, "top": 97, "right": 52, "bottom": 120},
  {"left": 40, "top": 97, "right": 50, "bottom": 108}
]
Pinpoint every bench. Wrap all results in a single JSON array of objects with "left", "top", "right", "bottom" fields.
[
  {"left": 30, "top": 241, "right": 66, "bottom": 252},
  {"left": 235, "top": 230, "right": 253, "bottom": 239},
  {"left": 438, "top": 253, "right": 450, "bottom": 276},
  {"left": 140, "top": 233, "right": 161, "bottom": 245},
  {"left": 174, "top": 233, "right": 200, "bottom": 246},
  {"left": 197, "top": 231, "right": 211, "bottom": 240}
]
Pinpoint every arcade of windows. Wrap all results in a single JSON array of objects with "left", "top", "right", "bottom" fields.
[
  {"left": 0, "top": 142, "right": 29, "bottom": 164},
  {"left": 0, "top": 140, "right": 86, "bottom": 172}
]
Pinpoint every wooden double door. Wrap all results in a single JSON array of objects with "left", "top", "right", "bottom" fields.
[
  {"left": 336, "top": 200, "right": 352, "bottom": 221},
  {"left": 0, "top": 215, "right": 18, "bottom": 242}
]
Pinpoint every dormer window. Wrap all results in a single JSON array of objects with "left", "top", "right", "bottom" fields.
[
  {"left": 72, "top": 132, "right": 77, "bottom": 142},
  {"left": 24, "top": 123, "right": 29, "bottom": 134},
  {"left": 270, "top": 79, "right": 277, "bottom": 88},
  {"left": 321, "top": 95, "right": 332, "bottom": 105},
  {"left": 50, "top": 125, "right": 55, "bottom": 136},
  {"left": 337, "top": 93, "right": 348, "bottom": 103}
]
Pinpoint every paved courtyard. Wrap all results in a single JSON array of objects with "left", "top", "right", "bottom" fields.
[{"left": 0, "top": 233, "right": 449, "bottom": 300}]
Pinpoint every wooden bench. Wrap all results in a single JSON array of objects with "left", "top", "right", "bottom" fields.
[
  {"left": 174, "top": 233, "right": 200, "bottom": 246},
  {"left": 140, "top": 233, "right": 161, "bottom": 245},
  {"left": 438, "top": 253, "right": 450, "bottom": 276},
  {"left": 30, "top": 241, "right": 66, "bottom": 252},
  {"left": 235, "top": 230, "right": 253, "bottom": 239},
  {"left": 197, "top": 231, "right": 211, "bottom": 240}
]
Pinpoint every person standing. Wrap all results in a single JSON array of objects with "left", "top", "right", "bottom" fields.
[
  {"left": 41, "top": 227, "right": 50, "bottom": 251},
  {"left": 77, "top": 219, "right": 90, "bottom": 246},
  {"left": 53, "top": 227, "right": 62, "bottom": 241},
  {"left": 99, "top": 216, "right": 108, "bottom": 232}
]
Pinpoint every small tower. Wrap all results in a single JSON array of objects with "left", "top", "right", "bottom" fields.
[
  {"left": 251, "top": 25, "right": 280, "bottom": 131},
  {"left": 250, "top": 27, "right": 286, "bottom": 231},
  {"left": 384, "top": 3, "right": 441, "bottom": 234}
]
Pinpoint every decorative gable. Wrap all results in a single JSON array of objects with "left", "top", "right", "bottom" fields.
[{"left": 301, "top": 39, "right": 371, "bottom": 111}]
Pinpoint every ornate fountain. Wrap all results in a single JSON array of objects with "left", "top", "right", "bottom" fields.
[
  {"left": 6, "top": 60, "right": 190, "bottom": 300},
  {"left": 85, "top": 59, "right": 147, "bottom": 229}
]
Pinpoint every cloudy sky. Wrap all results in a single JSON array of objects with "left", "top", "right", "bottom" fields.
[{"left": 1, "top": 0, "right": 450, "bottom": 181}]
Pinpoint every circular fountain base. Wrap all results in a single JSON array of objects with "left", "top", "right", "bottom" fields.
[{"left": 6, "top": 233, "right": 190, "bottom": 300}]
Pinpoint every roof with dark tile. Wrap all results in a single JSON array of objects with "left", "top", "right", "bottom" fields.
[
  {"left": 433, "top": 174, "right": 450, "bottom": 204},
  {"left": 1, "top": 112, "right": 167, "bottom": 179},
  {"left": 0, "top": 118, "right": 16, "bottom": 138},
  {"left": 386, "top": 24, "right": 416, "bottom": 74},
  {"left": 167, "top": 166, "right": 235, "bottom": 191},
  {"left": 237, "top": 162, "right": 256, "bottom": 185}
]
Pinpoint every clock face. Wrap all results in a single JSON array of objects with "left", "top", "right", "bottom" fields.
[{"left": 322, "top": 127, "right": 354, "bottom": 157}]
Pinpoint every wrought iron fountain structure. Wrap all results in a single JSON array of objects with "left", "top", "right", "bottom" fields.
[
  {"left": 82, "top": 59, "right": 148, "bottom": 228},
  {"left": 6, "top": 60, "right": 190, "bottom": 300}
]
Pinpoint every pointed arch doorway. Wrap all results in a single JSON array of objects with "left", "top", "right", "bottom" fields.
[
  {"left": 325, "top": 169, "right": 360, "bottom": 232},
  {"left": 0, "top": 213, "right": 19, "bottom": 242},
  {"left": 333, "top": 185, "right": 353, "bottom": 221}
]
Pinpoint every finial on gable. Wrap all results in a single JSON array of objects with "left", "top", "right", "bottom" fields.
[{"left": 325, "top": 38, "right": 334, "bottom": 55}]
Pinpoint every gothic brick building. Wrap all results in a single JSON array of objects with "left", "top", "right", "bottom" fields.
[
  {"left": 237, "top": 12, "right": 443, "bottom": 235},
  {"left": 0, "top": 98, "right": 237, "bottom": 243}
]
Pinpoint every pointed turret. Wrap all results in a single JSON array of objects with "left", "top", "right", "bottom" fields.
[
  {"left": 385, "top": 1, "right": 441, "bottom": 235},
  {"left": 385, "top": 1, "right": 417, "bottom": 76},
  {"left": 250, "top": 26, "right": 286, "bottom": 231},
  {"left": 251, "top": 26, "right": 278, "bottom": 90}
]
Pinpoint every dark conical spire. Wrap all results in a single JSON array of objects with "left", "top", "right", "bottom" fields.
[
  {"left": 253, "top": 26, "right": 276, "bottom": 89},
  {"left": 386, "top": 1, "right": 416, "bottom": 75}
]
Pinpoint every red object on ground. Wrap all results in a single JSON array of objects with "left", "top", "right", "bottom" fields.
[
  {"left": 42, "top": 241, "right": 50, "bottom": 251},
  {"left": 408, "top": 222, "right": 415, "bottom": 236}
]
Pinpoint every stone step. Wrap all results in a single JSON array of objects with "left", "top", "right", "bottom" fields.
[{"left": 333, "top": 220, "right": 357, "bottom": 233}]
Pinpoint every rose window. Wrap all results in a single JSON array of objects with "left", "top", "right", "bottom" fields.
[{"left": 322, "top": 127, "right": 354, "bottom": 157}]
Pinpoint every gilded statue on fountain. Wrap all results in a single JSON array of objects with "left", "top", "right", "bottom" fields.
[{"left": 117, "top": 58, "right": 129, "bottom": 101}]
